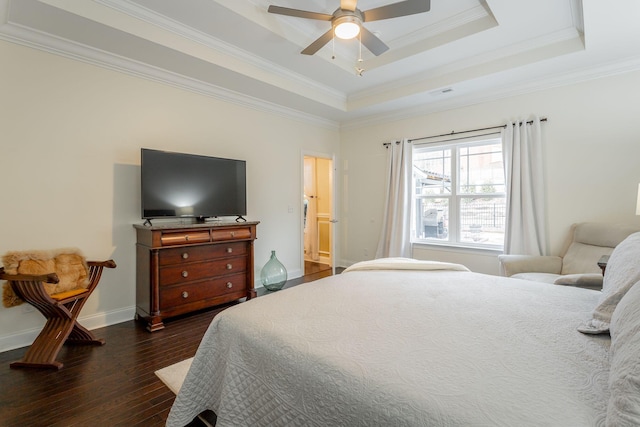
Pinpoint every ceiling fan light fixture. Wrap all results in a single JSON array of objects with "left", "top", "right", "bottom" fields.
[
  {"left": 268, "top": 0, "right": 431, "bottom": 56},
  {"left": 334, "top": 16, "right": 360, "bottom": 40}
]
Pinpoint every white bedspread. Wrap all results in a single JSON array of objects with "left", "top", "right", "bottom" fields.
[{"left": 167, "top": 265, "right": 610, "bottom": 427}]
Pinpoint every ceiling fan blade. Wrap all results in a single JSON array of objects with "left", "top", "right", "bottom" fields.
[
  {"left": 340, "top": 0, "right": 358, "bottom": 12},
  {"left": 301, "top": 29, "right": 334, "bottom": 55},
  {"left": 267, "top": 5, "right": 333, "bottom": 21},
  {"left": 362, "top": 0, "right": 430, "bottom": 22},
  {"left": 360, "top": 26, "right": 389, "bottom": 56}
]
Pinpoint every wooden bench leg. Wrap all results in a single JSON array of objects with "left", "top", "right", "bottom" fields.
[
  {"left": 66, "top": 322, "right": 105, "bottom": 346},
  {"left": 10, "top": 317, "right": 74, "bottom": 370}
]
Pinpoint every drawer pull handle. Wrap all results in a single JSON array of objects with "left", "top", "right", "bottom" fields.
[
  {"left": 181, "top": 270, "right": 189, "bottom": 278},
  {"left": 226, "top": 282, "right": 233, "bottom": 289},
  {"left": 230, "top": 231, "right": 235, "bottom": 237},
  {"left": 226, "top": 264, "right": 232, "bottom": 270},
  {"left": 226, "top": 247, "right": 233, "bottom": 253},
  {"left": 182, "top": 291, "right": 189, "bottom": 299},
  {"left": 185, "top": 235, "right": 190, "bottom": 241},
  {"left": 182, "top": 252, "right": 189, "bottom": 259}
]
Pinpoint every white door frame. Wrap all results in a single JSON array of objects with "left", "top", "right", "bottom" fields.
[{"left": 301, "top": 150, "right": 337, "bottom": 275}]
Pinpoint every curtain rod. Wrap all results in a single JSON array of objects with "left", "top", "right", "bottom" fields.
[{"left": 383, "top": 117, "right": 547, "bottom": 146}]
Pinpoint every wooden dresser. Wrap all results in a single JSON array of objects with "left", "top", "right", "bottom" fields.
[{"left": 134, "top": 221, "right": 259, "bottom": 331}]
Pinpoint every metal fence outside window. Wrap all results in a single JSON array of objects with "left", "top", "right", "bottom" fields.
[{"left": 459, "top": 200, "right": 506, "bottom": 232}]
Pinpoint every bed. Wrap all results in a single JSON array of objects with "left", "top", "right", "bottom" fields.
[{"left": 167, "top": 236, "right": 640, "bottom": 427}]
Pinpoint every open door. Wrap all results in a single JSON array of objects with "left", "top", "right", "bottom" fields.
[{"left": 303, "top": 154, "right": 335, "bottom": 275}]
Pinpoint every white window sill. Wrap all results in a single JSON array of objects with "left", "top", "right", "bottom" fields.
[{"left": 411, "top": 241, "right": 504, "bottom": 255}]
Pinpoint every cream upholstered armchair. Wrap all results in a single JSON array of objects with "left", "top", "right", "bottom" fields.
[{"left": 498, "top": 222, "right": 639, "bottom": 290}]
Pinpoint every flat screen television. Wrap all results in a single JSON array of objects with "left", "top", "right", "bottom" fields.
[{"left": 141, "top": 148, "right": 247, "bottom": 223}]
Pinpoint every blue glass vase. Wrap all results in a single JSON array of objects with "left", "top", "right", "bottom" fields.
[{"left": 261, "top": 250, "right": 288, "bottom": 291}]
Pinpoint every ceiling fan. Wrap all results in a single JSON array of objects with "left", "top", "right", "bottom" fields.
[{"left": 267, "top": 0, "right": 431, "bottom": 56}]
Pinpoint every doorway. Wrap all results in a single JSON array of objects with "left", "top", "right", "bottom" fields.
[{"left": 303, "top": 155, "right": 334, "bottom": 275}]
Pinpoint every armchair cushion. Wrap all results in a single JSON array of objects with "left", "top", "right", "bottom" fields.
[
  {"left": 2, "top": 248, "right": 88, "bottom": 307},
  {"left": 560, "top": 242, "right": 614, "bottom": 275}
]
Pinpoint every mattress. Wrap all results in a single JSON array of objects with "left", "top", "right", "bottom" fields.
[{"left": 166, "top": 261, "right": 610, "bottom": 426}]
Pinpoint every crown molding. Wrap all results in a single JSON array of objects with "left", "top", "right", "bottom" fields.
[
  {"left": 389, "top": 4, "right": 491, "bottom": 48},
  {"left": 0, "top": 16, "right": 339, "bottom": 130},
  {"left": 341, "top": 55, "right": 640, "bottom": 130},
  {"left": 94, "top": 0, "right": 346, "bottom": 105}
]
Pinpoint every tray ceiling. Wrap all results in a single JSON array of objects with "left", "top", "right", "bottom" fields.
[{"left": 2, "top": 0, "right": 640, "bottom": 127}]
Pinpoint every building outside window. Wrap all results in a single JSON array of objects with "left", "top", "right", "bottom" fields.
[{"left": 411, "top": 136, "right": 505, "bottom": 249}]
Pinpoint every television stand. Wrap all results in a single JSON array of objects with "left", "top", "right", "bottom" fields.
[
  {"left": 134, "top": 221, "right": 259, "bottom": 331},
  {"left": 235, "top": 215, "right": 247, "bottom": 222}
]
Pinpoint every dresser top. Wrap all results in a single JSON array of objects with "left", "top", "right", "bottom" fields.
[{"left": 133, "top": 220, "right": 259, "bottom": 231}]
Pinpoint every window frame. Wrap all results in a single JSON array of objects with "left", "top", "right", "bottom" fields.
[{"left": 411, "top": 135, "right": 505, "bottom": 250}]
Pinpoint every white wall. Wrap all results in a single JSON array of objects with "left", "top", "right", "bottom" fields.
[
  {"left": 4, "top": 35, "right": 640, "bottom": 352},
  {"left": 0, "top": 40, "right": 339, "bottom": 351},
  {"left": 340, "top": 70, "right": 640, "bottom": 274}
]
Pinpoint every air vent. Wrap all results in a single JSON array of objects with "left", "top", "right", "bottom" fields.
[{"left": 430, "top": 87, "right": 454, "bottom": 97}]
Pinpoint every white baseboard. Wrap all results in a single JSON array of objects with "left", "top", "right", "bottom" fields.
[
  {"left": 288, "top": 267, "right": 303, "bottom": 280},
  {"left": 0, "top": 306, "right": 136, "bottom": 353},
  {"left": 253, "top": 267, "right": 303, "bottom": 290}
]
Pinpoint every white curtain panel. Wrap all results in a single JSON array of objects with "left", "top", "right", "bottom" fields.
[
  {"left": 376, "top": 139, "right": 413, "bottom": 258},
  {"left": 502, "top": 117, "right": 547, "bottom": 255}
]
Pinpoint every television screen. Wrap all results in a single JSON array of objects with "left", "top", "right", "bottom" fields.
[{"left": 141, "top": 148, "right": 247, "bottom": 220}]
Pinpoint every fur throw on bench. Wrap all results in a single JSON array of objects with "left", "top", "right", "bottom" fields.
[{"left": 2, "top": 248, "right": 89, "bottom": 308}]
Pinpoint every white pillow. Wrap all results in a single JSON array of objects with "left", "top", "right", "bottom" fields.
[
  {"left": 606, "top": 280, "right": 640, "bottom": 426},
  {"left": 578, "top": 232, "right": 640, "bottom": 334}
]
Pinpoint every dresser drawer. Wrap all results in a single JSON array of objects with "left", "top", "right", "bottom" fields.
[
  {"left": 211, "top": 227, "right": 253, "bottom": 241},
  {"left": 158, "top": 243, "right": 248, "bottom": 266},
  {"left": 159, "top": 257, "right": 248, "bottom": 286},
  {"left": 160, "top": 230, "right": 210, "bottom": 246},
  {"left": 160, "top": 273, "right": 247, "bottom": 310}
]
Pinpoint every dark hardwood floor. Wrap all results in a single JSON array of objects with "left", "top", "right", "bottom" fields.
[
  {"left": 0, "top": 266, "right": 342, "bottom": 427},
  {"left": 304, "top": 260, "right": 331, "bottom": 275}
]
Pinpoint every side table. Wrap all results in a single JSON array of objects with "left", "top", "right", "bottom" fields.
[{"left": 597, "top": 255, "right": 609, "bottom": 276}]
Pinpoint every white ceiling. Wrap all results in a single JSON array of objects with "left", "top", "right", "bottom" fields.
[{"left": 2, "top": 0, "right": 640, "bottom": 128}]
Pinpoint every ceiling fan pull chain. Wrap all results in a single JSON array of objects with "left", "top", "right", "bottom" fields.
[
  {"left": 332, "top": 34, "right": 336, "bottom": 60},
  {"left": 356, "top": 32, "right": 365, "bottom": 76}
]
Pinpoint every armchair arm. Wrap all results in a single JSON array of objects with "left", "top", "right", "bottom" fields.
[
  {"left": 0, "top": 267, "right": 61, "bottom": 307},
  {"left": 0, "top": 267, "right": 60, "bottom": 284},
  {"left": 497, "top": 255, "right": 563, "bottom": 277},
  {"left": 87, "top": 260, "right": 117, "bottom": 269},
  {"left": 86, "top": 260, "right": 116, "bottom": 291}
]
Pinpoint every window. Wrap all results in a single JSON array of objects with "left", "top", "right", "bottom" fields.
[{"left": 411, "top": 137, "right": 505, "bottom": 249}]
